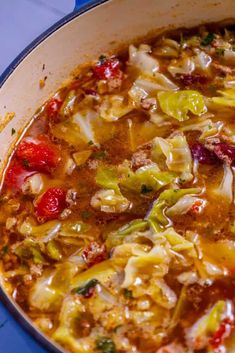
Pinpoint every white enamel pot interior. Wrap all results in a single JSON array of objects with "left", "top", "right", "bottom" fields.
[{"left": 0, "top": 0, "right": 235, "bottom": 352}]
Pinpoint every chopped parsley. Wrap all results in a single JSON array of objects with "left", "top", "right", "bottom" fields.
[
  {"left": 200, "top": 32, "right": 215, "bottom": 46},
  {"left": 11, "top": 128, "right": 16, "bottom": 136},
  {"left": 75, "top": 279, "right": 99, "bottom": 297},
  {"left": 98, "top": 55, "right": 107, "bottom": 65},
  {"left": 92, "top": 151, "right": 107, "bottom": 160},
  {"left": 123, "top": 289, "right": 133, "bottom": 299},
  {"left": 141, "top": 184, "right": 153, "bottom": 194},
  {"left": 22, "top": 159, "right": 30, "bottom": 168},
  {"left": 0, "top": 245, "right": 9, "bottom": 258},
  {"left": 81, "top": 210, "right": 91, "bottom": 220},
  {"left": 88, "top": 140, "right": 94, "bottom": 146},
  {"left": 96, "top": 336, "right": 116, "bottom": 353},
  {"left": 208, "top": 84, "right": 218, "bottom": 95},
  {"left": 215, "top": 48, "right": 225, "bottom": 56}
]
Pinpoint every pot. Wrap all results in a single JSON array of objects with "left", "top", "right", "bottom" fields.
[{"left": 0, "top": 0, "right": 234, "bottom": 352}]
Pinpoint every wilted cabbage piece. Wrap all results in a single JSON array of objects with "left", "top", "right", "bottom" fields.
[
  {"left": 105, "top": 219, "right": 149, "bottom": 249},
  {"left": 14, "top": 239, "right": 46, "bottom": 264},
  {"left": 152, "top": 133, "right": 192, "bottom": 175},
  {"left": 30, "top": 262, "right": 77, "bottom": 311},
  {"left": 99, "top": 95, "right": 134, "bottom": 122},
  {"left": 129, "top": 44, "right": 159, "bottom": 75},
  {"left": 95, "top": 166, "right": 120, "bottom": 193},
  {"left": 147, "top": 188, "right": 200, "bottom": 231},
  {"left": 52, "top": 296, "right": 93, "bottom": 352},
  {"left": 158, "top": 90, "right": 207, "bottom": 121},
  {"left": 213, "top": 165, "right": 233, "bottom": 203},
  {"left": 52, "top": 110, "right": 98, "bottom": 147},
  {"left": 212, "top": 89, "right": 235, "bottom": 107},
  {"left": 120, "top": 164, "right": 177, "bottom": 194},
  {"left": 186, "top": 300, "right": 234, "bottom": 351}
]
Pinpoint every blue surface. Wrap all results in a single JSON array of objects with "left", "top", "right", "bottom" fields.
[{"left": 0, "top": 1, "right": 98, "bottom": 352}]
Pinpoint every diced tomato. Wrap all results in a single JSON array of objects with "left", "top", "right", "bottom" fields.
[
  {"left": 191, "top": 200, "right": 204, "bottom": 214},
  {"left": 35, "top": 187, "right": 67, "bottom": 221},
  {"left": 209, "top": 318, "right": 234, "bottom": 351},
  {"left": 4, "top": 160, "right": 35, "bottom": 191},
  {"left": 93, "top": 57, "right": 123, "bottom": 80},
  {"left": 46, "top": 98, "right": 62, "bottom": 121},
  {"left": 82, "top": 242, "right": 107, "bottom": 267},
  {"left": 16, "top": 138, "right": 61, "bottom": 174}
]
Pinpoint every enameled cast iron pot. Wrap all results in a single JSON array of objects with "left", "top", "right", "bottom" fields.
[{"left": 0, "top": 0, "right": 235, "bottom": 352}]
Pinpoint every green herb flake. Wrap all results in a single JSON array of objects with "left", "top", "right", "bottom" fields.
[
  {"left": 96, "top": 336, "right": 116, "bottom": 353},
  {"left": 0, "top": 245, "right": 9, "bottom": 258},
  {"left": 22, "top": 159, "right": 30, "bottom": 168},
  {"left": 88, "top": 140, "right": 94, "bottom": 146},
  {"left": 180, "top": 32, "right": 184, "bottom": 47},
  {"left": 81, "top": 210, "right": 91, "bottom": 220},
  {"left": 98, "top": 55, "right": 107, "bottom": 65},
  {"left": 92, "top": 151, "right": 107, "bottom": 160},
  {"left": 200, "top": 33, "right": 215, "bottom": 46},
  {"left": 208, "top": 84, "right": 218, "bottom": 95},
  {"left": 140, "top": 184, "right": 153, "bottom": 194},
  {"left": 215, "top": 48, "right": 225, "bottom": 56},
  {"left": 11, "top": 128, "right": 16, "bottom": 136},
  {"left": 123, "top": 289, "right": 133, "bottom": 299},
  {"left": 208, "top": 124, "right": 212, "bottom": 130},
  {"left": 75, "top": 279, "right": 99, "bottom": 297}
]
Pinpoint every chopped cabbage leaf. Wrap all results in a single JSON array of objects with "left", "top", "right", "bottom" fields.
[
  {"left": 167, "top": 195, "right": 204, "bottom": 217},
  {"left": 52, "top": 296, "right": 92, "bottom": 352},
  {"left": 154, "top": 38, "right": 180, "bottom": 58},
  {"left": 105, "top": 219, "right": 149, "bottom": 249},
  {"left": 59, "top": 90, "right": 77, "bottom": 118},
  {"left": 122, "top": 244, "right": 168, "bottom": 287},
  {"left": 129, "top": 74, "right": 178, "bottom": 105},
  {"left": 211, "top": 89, "right": 235, "bottom": 107},
  {"left": 99, "top": 95, "right": 134, "bottom": 122},
  {"left": 14, "top": 239, "right": 46, "bottom": 264},
  {"left": 181, "top": 116, "right": 223, "bottom": 140},
  {"left": 152, "top": 134, "right": 192, "bottom": 174},
  {"left": 213, "top": 165, "right": 233, "bottom": 203},
  {"left": 168, "top": 57, "right": 195, "bottom": 76},
  {"left": 147, "top": 188, "right": 200, "bottom": 231},
  {"left": 186, "top": 300, "right": 233, "bottom": 351},
  {"left": 161, "top": 227, "right": 194, "bottom": 252},
  {"left": 91, "top": 188, "right": 130, "bottom": 213},
  {"left": 95, "top": 166, "right": 120, "bottom": 193},
  {"left": 120, "top": 165, "right": 177, "bottom": 193},
  {"left": 71, "top": 260, "right": 117, "bottom": 290},
  {"left": 46, "top": 240, "right": 62, "bottom": 261},
  {"left": 147, "top": 278, "right": 177, "bottom": 309},
  {"left": 51, "top": 110, "right": 98, "bottom": 147},
  {"left": 158, "top": 90, "right": 207, "bottom": 121},
  {"left": 18, "top": 219, "right": 61, "bottom": 242},
  {"left": 129, "top": 44, "right": 159, "bottom": 75},
  {"left": 30, "top": 262, "right": 77, "bottom": 311},
  {"left": 60, "top": 221, "right": 90, "bottom": 237}
]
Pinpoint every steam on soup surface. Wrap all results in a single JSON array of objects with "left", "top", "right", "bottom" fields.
[{"left": 2, "top": 25, "right": 235, "bottom": 353}]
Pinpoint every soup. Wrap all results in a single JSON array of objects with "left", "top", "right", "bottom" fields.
[{"left": 2, "top": 24, "right": 235, "bottom": 353}]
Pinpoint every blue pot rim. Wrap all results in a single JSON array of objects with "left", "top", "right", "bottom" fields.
[{"left": 0, "top": 1, "right": 107, "bottom": 352}]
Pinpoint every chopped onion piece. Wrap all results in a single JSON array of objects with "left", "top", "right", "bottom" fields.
[{"left": 21, "top": 173, "right": 44, "bottom": 195}]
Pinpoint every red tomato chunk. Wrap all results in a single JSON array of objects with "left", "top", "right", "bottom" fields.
[
  {"left": 5, "top": 160, "right": 36, "bottom": 191},
  {"left": 82, "top": 242, "right": 107, "bottom": 267},
  {"left": 16, "top": 138, "right": 61, "bottom": 173},
  {"left": 93, "top": 57, "right": 122, "bottom": 80},
  {"left": 35, "top": 187, "right": 67, "bottom": 221},
  {"left": 46, "top": 98, "right": 62, "bottom": 121}
]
